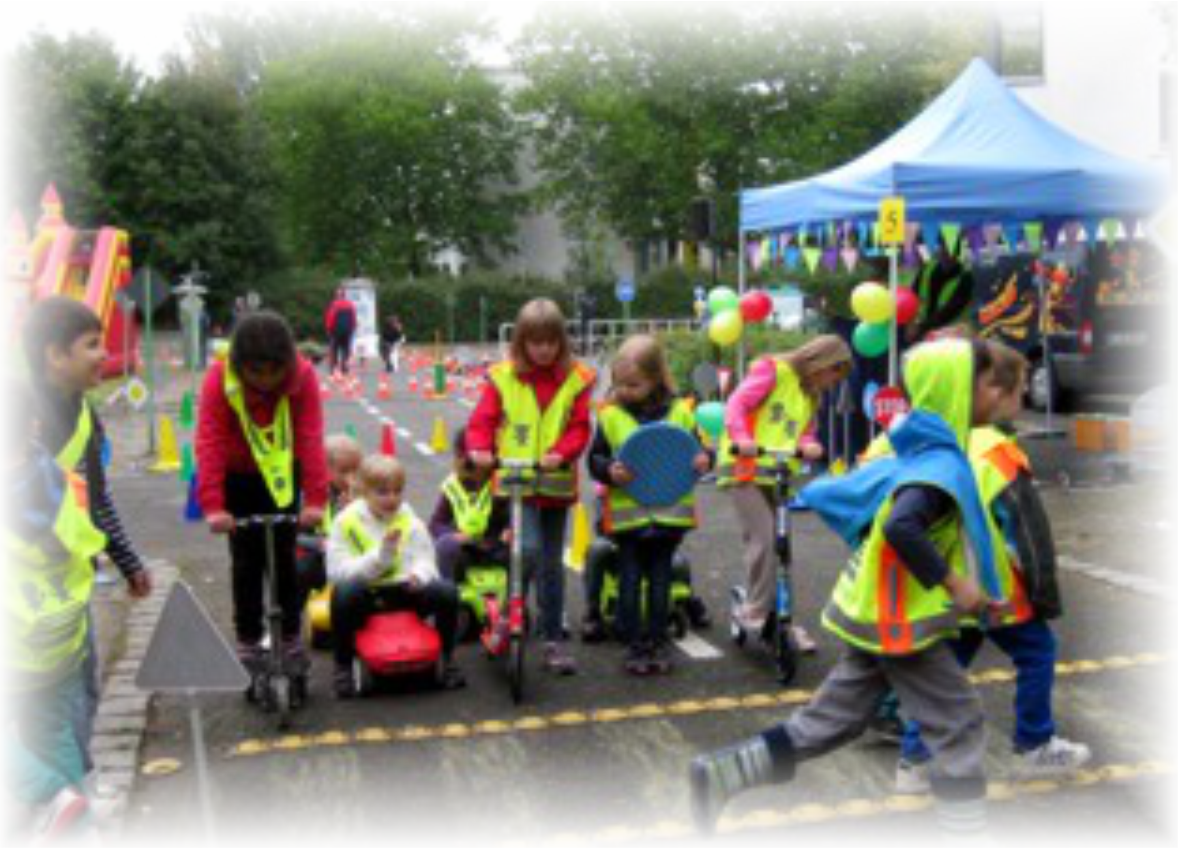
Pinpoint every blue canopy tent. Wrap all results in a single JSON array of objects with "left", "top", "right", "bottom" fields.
[{"left": 739, "top": 58, "right": 1169, "bottom": 235}]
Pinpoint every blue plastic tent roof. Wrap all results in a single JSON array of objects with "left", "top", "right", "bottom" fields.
[{"left": 740, "top": 58, "right": 1169, "bottom": 234}]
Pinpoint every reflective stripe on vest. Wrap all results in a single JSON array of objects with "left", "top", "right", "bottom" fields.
[
  {"left": 489, "top": 360, "right": 595, "bottom": 499},
  {"left": 4, "top": 470, "right": 105, "bottom": 684},
  {"left": 822, "top": 492, "right": 970, "bottom": 656},
  {"left": 224, "top": 365, "right": 295, "bottom": 508},
  {"left": 599, "top": 401, "right": 698, "bottom": 533},
  {"left": 442, "top": 474, "right": 494, "bottom": 539},
  {"left": 717, "top": 359, "right": 812, "bottom": 487},
  {"left": 338, "top": 508, "right": 413, "bottom": 588},
  {"left": 969, "top": 427, "right": 1035, "bottom": 625}
]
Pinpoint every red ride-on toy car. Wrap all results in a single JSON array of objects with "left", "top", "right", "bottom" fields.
[{"left": 351, "top": 610, "right": 444, "bottom": 696}]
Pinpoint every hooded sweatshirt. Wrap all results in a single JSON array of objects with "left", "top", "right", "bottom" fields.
[{"left": 800, "top": 340, "right": 999, "bottom": 600}]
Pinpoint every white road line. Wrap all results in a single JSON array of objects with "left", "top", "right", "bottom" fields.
[
  {"left": 674, "top": 631, "right": 724, "bottom": 660},
  {"left": 1059, "top": 555, "right": 1170, "bottom": 599},
  {"left": 414, "top": 442, "right": 434, "bottom": 456},
  {"left": 396, "top": 427, "right": 411, "bottom": 439}
]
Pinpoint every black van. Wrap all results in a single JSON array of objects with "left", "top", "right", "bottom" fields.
[{"left": 971, "top": 239, "right": 1168, "bottom": 410}]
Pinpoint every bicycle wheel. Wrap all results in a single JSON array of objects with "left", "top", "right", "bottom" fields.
[{"left": 508, "top": 634, "right": 526, "bottom": 705}]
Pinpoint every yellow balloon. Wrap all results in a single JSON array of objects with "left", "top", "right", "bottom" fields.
[
  {"left": 851, "top": 282, "right": 895, "bottom": 324},
  {"left": 708, "top": 310, "right": 744, "bottom": 347}
]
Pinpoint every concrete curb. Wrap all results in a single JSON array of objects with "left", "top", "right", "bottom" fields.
[{"left": 92, "top": 558, "right": 179, "bottom": 836}]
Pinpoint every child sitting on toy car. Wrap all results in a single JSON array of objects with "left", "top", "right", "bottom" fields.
[
  {"left": 326, "top": 454, "right": 465, "bottom": 698},
  {"left": 429, "top": 426, "right": 510, "bottom": 583}
]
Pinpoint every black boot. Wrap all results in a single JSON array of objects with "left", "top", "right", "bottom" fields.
[{"left": 689, "top": 728, "right": 795, "bottom": 834}]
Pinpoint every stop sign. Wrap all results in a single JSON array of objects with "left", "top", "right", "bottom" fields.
[{"left": 872, "top": 386, "right": 909, "bottom": 428}]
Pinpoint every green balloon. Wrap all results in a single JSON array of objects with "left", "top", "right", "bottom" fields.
[
  {"left": 694, "top": 401, "right": 726, "bottom": 440},
  {"left": 852, "top": 321, "right": 890, "bottom": 358},
  {"left": 707, "top": 286, "right": 739, "bottom": 316}
]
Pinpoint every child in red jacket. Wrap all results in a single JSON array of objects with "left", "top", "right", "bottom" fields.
[
  {"left": 196, "top": 310, "right": 328, "bottom": 681},
  {"left": 466, "top": 298, "right": 595, "bottom": 675}
]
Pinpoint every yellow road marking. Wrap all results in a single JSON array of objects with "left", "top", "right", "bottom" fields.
[{"left": 221, "top": 652, "right": 1165, "bottom": 761}]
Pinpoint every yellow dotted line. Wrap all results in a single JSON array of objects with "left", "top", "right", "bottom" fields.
[
  {"left": 222, "top": 652, "right": 1165, "bottom": 760},
  {"left": 540, "top": 760, "right": 1173, "bottom": 845}
]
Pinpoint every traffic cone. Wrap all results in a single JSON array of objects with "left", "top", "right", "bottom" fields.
[
  {"left": 184, "top": 473, "right": 204, "bottom": 522},
  {"left": 430, "top": 416, "right": 449, "bottom": 453},
  {"left": 408, "top": 375, "right": 419, "bottom": 394},
  {"left": 320, "top": 381, "right": 333, "bottom": 401},
  {"left": 380, "top": 420, "right": 397, "bottom": 456},
  {"left": 179, "top": 390, "right": 196, "bottom": 430},
  {"left": 377, "top": 374, "right": 391, "bottom": 400},
  {"left": 344, "top": 422, "right": 359, "bottom": 441},
  {"left": 151, "top": 416, "right": 182, "bottom": 473},
  {"left": 180, "top": 442, "right": 196, "bottom": 483},
  {"left": 564, "top": 501, "right": 591, "bottom": 571}
]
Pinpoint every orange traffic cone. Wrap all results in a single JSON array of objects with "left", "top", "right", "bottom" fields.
[
  {"left": 320, "top": 381, "right": 333, "bottom": 401},
  {"left": 377, "top": 374, "right": 392, "bottom": 400},
  {"left": 408, "top": 375, "right": 419, "bottom": 394},
  {"left": 380, "top": 421, "right": 397, "bottom": 456}
]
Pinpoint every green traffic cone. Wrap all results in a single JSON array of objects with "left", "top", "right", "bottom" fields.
[
  {"left": 180, "top": 442, "right": 196, "bottom": 483},
  {"left": 345, "top": 422, "right": 359, "bottom": 441},
  {"left": 179, "top": 390, "right": 196, "bottom": 430}
]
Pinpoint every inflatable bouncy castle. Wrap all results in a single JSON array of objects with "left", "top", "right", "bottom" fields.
[{"left": 10, "top": 184, "right": 139, "bottom": 376}]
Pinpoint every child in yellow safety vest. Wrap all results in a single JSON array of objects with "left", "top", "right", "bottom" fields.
[
  {"left": 326, "top": 455, "right": 465, "bottom": 698},
  {"left": 466, "top": 298, "right": 596, "bottom": 675},
  {"left": 195, "top": 310, "right": 328, "bottom": 681},
  {"left": 587, "top": 335, "right": 711, "bottom": 675},
  {"left": 895, "top": 341, "right": 1090, "bottom": 793},
  {"left": 717, "top": 334, "right": 852, "bottom": 649},
  {"left": 691, "top": 339, "right": 1008, "bottom": 838},
  {"left": 295, "top": 433, "right": 363, "bottom": 608},
  {"left": 4, "top": 390, "right": 104, "bottom": 839},
  {"left": 429, "top": 426, "right": 510, "bottom": 583}
]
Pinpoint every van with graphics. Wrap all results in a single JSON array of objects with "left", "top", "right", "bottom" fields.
[{"left": 970, "top": 239, "right": 1167, "bottom": 410}]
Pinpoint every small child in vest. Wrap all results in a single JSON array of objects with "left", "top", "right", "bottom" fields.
[
  {"left": 718, "top": 334, "right": 852, "bottom": 651},
  {"left": 295, "top": 433, "right": 363, "bottom": 608},
  {"left": 587, "top": 335, "right": 710, "bottom": 675},
  {"left": 21, "top": 296, "right": 153, "bottom": 794},
  {"left": 4, "top": 391, "right": 101, "bottom": 839},
  {"left": 196, "top": 310, "right": 328, "bottom": 683},
  {"left": 466, "top": 298, "right": 596, "bottom": 675},
  {"left": 326, "top": 455, "right": 465, "bottom": 697},
  {"left": 691, "top": 339, "right": 1007, "bottom": 838},
  {"left": 895, "top": 341, "right": 1089, "bottom": 793},
  {"left": 429, "top": 426, "right": 510, "bottom": 583}
]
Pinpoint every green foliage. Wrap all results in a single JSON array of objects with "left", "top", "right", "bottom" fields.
[
  {"left": 253, "top": 7, "right": 524, "bottom": 278},
  {"left": 513, "top": 4, "right": 988, "bottom": 255},
  {"left": 658, "top": 324, "right": 816, "bottom": 396},
  {"left": 8, "top": 33, "right": 141, "bottom": 226}
]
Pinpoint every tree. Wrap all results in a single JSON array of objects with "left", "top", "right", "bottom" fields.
[
  {"left": 254, "top": 7, "right": 525, "bottom": 278},
  {"left": 6, "top": 33, "right": 140, "bottom": 225},
  {"left": 512, "top": 3, "right": 989, "bottom": 255},
  {"left": 114, "top": 62, "right": 283, "bottom": 311}
]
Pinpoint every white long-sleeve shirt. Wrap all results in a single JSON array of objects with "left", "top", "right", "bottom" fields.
[{"left": 326, "top": 500, "right": 440, "bottom": 586}]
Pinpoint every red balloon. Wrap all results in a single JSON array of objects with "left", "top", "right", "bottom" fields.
[
  {"left": 895, "top": 287, "right": 920, "bottom": 325},
  {"left": 1051, "top": 267, "right": 1069, "bottom": 284},
  {"left": 740, "top": 291, "right": 773, "bottom": 323}
]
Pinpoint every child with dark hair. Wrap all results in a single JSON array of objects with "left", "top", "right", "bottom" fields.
[
  {"left": 20, "top": 296, "right": 153, "bottom": 793},
  {"left": 0, "top": 376, "right": 104, "bottom": 848},
  {"left": 428, "top": 426, "right": 510, "bottom": 584},
  {"left": 196, "top": 310, "right": 328, "bottom": 685}
]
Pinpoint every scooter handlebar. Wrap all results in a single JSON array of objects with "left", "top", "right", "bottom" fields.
[{"left": 233, "top": 514, "right": 302, "bottom": 529}]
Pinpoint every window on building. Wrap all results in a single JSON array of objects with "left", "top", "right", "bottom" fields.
[
  {"left": 996, "top": 4, "right": 1044, "bottom": 82},
  {"left": 1159, "top": 72, "right": 1178, "bottom": 147}
]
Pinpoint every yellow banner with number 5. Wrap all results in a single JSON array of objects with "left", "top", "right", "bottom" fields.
[{"left": 878, "top": 197, "right": 905, "bottom": 245}]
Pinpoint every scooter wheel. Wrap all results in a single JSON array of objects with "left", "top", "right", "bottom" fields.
[
  {"left": 273, "top": 676, "right": 293, "bottom": 730},
  {"left": 353, "top": 657, "right": 374, "bottom": 697},
  {"left": 775, "top": 627, "right": 798, "bottom": 686},
  {"left": 508, "top": 636, "right": 525, "bottom": 705},
  {"left": 730, "top": 619, "right": 747, "bottom": 647}
]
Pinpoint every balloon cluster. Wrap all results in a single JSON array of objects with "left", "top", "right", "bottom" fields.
[
  {"left": 705, "top": 286, "right": 773, "bottom": 347},
  {"left": 850, "top": 281, "right": 920, "bottom": 357}
]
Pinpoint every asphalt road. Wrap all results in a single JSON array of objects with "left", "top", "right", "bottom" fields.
[{"left": 93, "top": 354, "right": 1175, "bottom": 846}]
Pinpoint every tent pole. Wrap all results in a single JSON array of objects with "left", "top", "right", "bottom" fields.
[
  {"left": 737, "top": 228, "right": 747, "bottom": 379},
  {"left": 888, "top": 245, "right": 899, "bottom": 386}
]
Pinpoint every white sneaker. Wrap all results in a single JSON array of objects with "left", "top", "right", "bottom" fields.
[
  {"left": 895, "top": 758, "right": 931, "bottom": 795},
  {"left": 32, "top": 787, "right": 89, "bottom": 843},
  {"left": 1014, "top": 736, "right": 1092, "bottom": 779}
]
